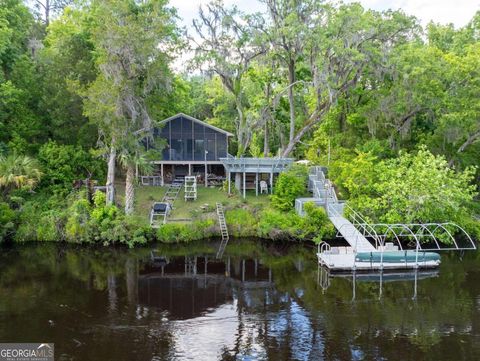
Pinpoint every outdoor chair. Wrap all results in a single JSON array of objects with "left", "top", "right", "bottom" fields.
[{"left": 260, "top": 180, "right": 268, "bottom": 194}]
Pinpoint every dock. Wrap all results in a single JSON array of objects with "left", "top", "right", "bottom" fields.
[{"left": 296, "top": 167, "right": 476, "bottom": 272}]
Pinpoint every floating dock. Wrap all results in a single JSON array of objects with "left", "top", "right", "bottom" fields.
[{"left": 317, "top": 247, "right": 441, "bottom": 271}]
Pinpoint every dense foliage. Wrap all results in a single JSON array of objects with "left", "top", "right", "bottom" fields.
[
  {"left": 0, "top": 0, "right": 478, "bottom": 245},
  {"left": 271, "top": 165, "right": 308, "bottom": 211}
]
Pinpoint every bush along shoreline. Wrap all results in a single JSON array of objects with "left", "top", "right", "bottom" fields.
[
  {"left": 2, "top": 158, "right": 479, "bottom": 248},
  {"left": 0, "top": 163, "right": 333, "bottom": 247},
  {"left": 2, "top": 189, "right": 335, "bottom": 248}
]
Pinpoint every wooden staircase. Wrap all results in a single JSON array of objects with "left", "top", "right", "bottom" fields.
[{"left": 216, "top": 202, "right": 229, "bottom": 258}]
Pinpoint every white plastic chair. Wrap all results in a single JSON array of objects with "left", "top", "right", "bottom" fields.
[{"left": 260, "top": 180, "right": 268, "bottom": 194}]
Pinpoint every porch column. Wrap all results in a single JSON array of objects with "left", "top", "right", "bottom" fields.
[
  {"left": 270, "top": 171, "right": 273, "bottom": 194},
  {"left": 205, "top": 164, "right": 208, "bottom": 187},
  {"left": 228, "top": 171, "right": 231, "bottom": 194},
  {"left": 188, "top": 164, "right": 192, "bottom": 176},
  {"left": 255, "top": 172, "right": 258, "bottom": 196},
  {"left": 243, "top": 171, "right": 246, "bottom": 199},
  {"left": 160, "top": 163, "right": 164, "bottom": 186}
]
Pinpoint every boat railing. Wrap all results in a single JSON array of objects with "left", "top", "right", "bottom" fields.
[{"left": 318, "top": 242, "right": 331, "bottom": 254}]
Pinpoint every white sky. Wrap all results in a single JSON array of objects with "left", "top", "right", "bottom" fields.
[{"left": 172, "top": 0, "right": 480, "bottom": 29}]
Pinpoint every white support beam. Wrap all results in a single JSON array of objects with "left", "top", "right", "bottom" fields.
[
  {"left": 243, "top": 171, "right": 246, "bottom": 199},
  {"left": 270, "top": 172, "right": 273, "bottom": 194},
  {"left": 205, "top": 164, "right": 208, "bottom": 187},
  {"left": 228, "top": 171, "right": 231, "bottom": 194},
  {"left": 160, "top": 163, "right": 164, "bottom": 186}
]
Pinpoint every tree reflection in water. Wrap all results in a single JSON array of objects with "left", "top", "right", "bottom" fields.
[{"left": 0, "top": 241, "right": 479, "bottom": 360}]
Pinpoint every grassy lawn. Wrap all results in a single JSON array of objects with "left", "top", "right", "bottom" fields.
[{"left": 116, "top": 183, "right": 272, "bottom": 221}]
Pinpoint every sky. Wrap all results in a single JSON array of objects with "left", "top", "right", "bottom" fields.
[{"left": 172, "top": 0, "right": 480, "bottom": 29}]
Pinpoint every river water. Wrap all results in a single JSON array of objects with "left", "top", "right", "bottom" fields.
[{"left": 0, "top": 240, "right": 479, "bottom": 360}]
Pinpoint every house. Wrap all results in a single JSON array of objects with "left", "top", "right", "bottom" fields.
[
  {"left": 142, "top": 113, "right": 294, "bottom": 196},
  {"left": 143, "top": 113, "right": 233, "bottom": 186}
]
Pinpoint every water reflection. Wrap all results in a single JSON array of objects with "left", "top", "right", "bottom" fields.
[
  {"left": 318, "top": 267, "right": 440, "bottom": 301},
  {"left": 0, "top": 241, "right": 479, "bottom": 360}
]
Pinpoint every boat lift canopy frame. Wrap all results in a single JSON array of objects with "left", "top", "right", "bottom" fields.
[
  {"left": 328, "top": 200, "right": 476, "bottom": 252},
  {"left": 356, "top": 222, "right": 477, "bottom": 252}
]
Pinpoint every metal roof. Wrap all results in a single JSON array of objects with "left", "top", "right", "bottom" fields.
[{"left": 158, "top": 113, "right": 234, "bottom": 137}]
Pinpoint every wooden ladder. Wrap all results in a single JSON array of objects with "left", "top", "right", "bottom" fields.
[
  {"left": 216, "top": 202, "right": 229, "bottom": 258},
  {"left": 162, "top": 178, "right": 183, "bottom": 205}
]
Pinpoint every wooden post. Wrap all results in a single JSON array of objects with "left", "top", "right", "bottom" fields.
[
  {"left": 188, "top": 164, "right": 192, "bottom": 176},
  {"left": 160, "top": 163, "right": 164, "bottom": 186},
  {"left": 255, "top": 172, "right": 258, "bottom": 196},
  {"left": 243, "top": 171, "right": 246, "bottom": 199}
]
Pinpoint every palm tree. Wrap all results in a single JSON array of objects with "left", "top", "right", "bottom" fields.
[
  {"left": 0, "top": 154, "right": 42, "bottom": 196},
  {"left": 117, "top": 148, "right": 152, "bottom": 215}
]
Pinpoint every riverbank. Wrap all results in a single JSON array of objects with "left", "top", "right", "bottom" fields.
[{"left": 3, "top": 184, "right": 334, "bottom": 247}]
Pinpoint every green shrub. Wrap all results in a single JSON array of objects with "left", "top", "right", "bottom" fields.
[
  {"left": 38, "top": 141, "right": 105, "bottom": 191},
  {"left": 37, "top": 211, "right": 62, "bottom": 241},
  {"left": 0, "top": 202, "right": 15, "bottom": 242},
  {"left": 90, "top": 191, "right": 118, "bottom": 222},
  {"left": 156, "top": 219, "right": 217, "bottom": 243},
  {"left": 225, "top": 208, "right": 257, "bottom": 237},
  {"left": 98, "top": 215, "right": 150, "bottom": 248},
  {"left": 301, "top": 202, "right": 335, "bottom": 243},
  {"left": 156, "top": 223, "right": 196, "bottom": 243},
  {"left": 65, "top": 198, "right": 92, "bottom": 242},
  {"left": 14, "top": 201, "right": 64, "bottom": 242},
  {"left": 258, "top": 209, "right": 303, "bottom": 240},
  {"left": 271, "top": 165, "right": 308, "bottom": 211}
]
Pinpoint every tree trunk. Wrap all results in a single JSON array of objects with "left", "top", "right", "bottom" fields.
[
  {"left": 263, "top": 83, "right": 271, "bottom": 157},
  {"left": 288, "top": 59, "right": 296, "bottom": 144},
  {"left": 457, "top": 130, "right": 480, "bottom": 153},
  {"left": 45, "top": 0, "right": 50, "bottom": 26},
  {"left": 235, "top": 96, "right": 247, "bottom": 155},
  {"left": 125, "top": 164, "right": 135, "bottom": 215},
  {"left": 264, "top": 120, "right": 269, "bottom": 157},
  {"left": 106, "top": 143, "right": 116, "bottom": 205},
  {"left": 281, "top": 107, "right": 325, "bottom": 157}
]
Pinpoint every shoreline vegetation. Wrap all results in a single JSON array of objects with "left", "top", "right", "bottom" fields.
[
  {"left": 3, "top": 166, "right": 335, "bottom": 247},
  {"left": 0, "top": 1, "right": 479, "bottom": 247}
]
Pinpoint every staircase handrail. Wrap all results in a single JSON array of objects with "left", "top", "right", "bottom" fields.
[{"left": 343, "top": 204, "right": 383, "bottom": 249}]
